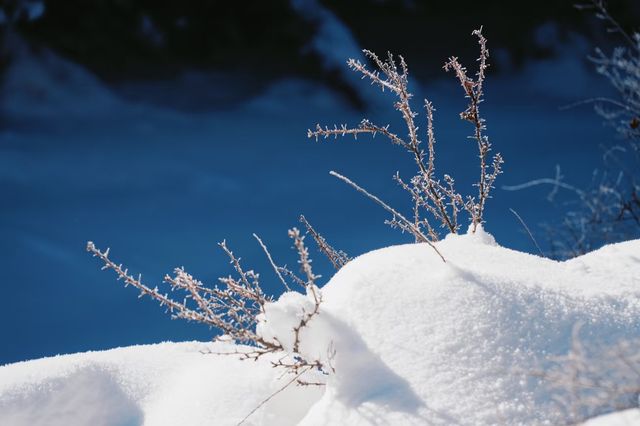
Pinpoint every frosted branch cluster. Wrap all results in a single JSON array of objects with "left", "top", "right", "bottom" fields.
[
  {"left": 309, "top": 28, "right": 503, "bottom": 248},
  {"left": 505, "top": 2, "right": 640, "bottom": 259},
  {"left": 87, "top": 220, "right": 345, "bottom": 376}
]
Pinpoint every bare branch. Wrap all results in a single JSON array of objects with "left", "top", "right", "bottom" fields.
[
  {"left": 311, "top": 30, "right": 502, "bottom": 241},
  {"left": 509, "top": 208, "right": 545, "bottom": 257},
  {"left": 288, "top": 227, "right": 319, "bottom": 288},
  {"left": 308, "top": 120, "right": 407, "bottom": 148},
  {"left": 536, "top": 323, "right": 640, "bottom": 423},
  {"left": 330, "top": 171, "right": 446, "bottom": 262},
  {"left": 299, "top": 215, "right": 350, "bottom": 270},
  {"left": 253, "top": 233, "right": 291, "bottom": 291},
  {"left": 444, "top": 27, "right": 499, "bottom": 232},
  {"left": 237, "top": 366, "right": 315, "bottom": 426}
]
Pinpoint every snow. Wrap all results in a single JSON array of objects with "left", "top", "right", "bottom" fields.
[
  {"left": 0, "top": 342, "right": 323, "bottom": 426},
  {"left": 298, "top": 229, "right": 640, "bottom": 425},
  {"left": 256, "top": 289, "right": 330, "bottom": 365},
  {"left": 583, "top": 409, "right": 640, "bottom": 426},
  {"left": 2, "top": 229, "right": 639, "bottom": 425}
]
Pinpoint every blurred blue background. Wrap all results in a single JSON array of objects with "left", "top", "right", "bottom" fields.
[{"left": 1, "top": 0, "right": 638, "bottom": 365}]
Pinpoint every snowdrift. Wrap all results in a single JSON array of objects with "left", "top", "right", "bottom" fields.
[{"left": 2, "top": 230, "right": 639, "bottom": 425}]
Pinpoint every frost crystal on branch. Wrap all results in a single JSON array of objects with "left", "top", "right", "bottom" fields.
[{"left": 309, "top": 27, "right": 503, "bottom": 246}]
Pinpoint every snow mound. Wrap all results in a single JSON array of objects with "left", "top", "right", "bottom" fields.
[
  {"left": 299, "top": 230, "right": 640, "bottom": 425},
  {"left": 1, "top": 231, "right": 639, "bottom": 425}
]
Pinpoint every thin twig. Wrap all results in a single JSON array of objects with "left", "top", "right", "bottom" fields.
[
  {"left": 237, "top": 366, "right": 313, "bottom": 425},
  {"left": 253, "top": 233, "right": 291, "bottom": 291},
  {"left": 330, "top": 171, "right": 446, "bottom": 262},
  {"left": 299, "top": 215, "right": 350, "bottom": 270},
  {"left": 509, "top": 208, "right": 545, "bottom": 257}
]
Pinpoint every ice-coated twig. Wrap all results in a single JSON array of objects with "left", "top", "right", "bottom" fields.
[
  {"left": 330, "top": 171, "right": 446, "bottom": 262},
  {"left": 87, "top": 241, "right": 278, "bottom": 352},
  {"left": 444, "top": 27, "right": 503, "bottom": 232},
  {"left": 308, "top": 120, "right": 406, "bottom": 147},
  {"left": 253, "top": 233, "right": 291, "bottom": 291},
  {"left": 87, "top": 242, "right": 215, "bottom": 325},
  {"left": 288, "top": 227, "right": 319, "bottom": 288},
  {"left": 88, "top": 222, "right": 332, "bottom": 377},
  {"left": 299, "top": 215, "right": 350, "bottom": 270}
]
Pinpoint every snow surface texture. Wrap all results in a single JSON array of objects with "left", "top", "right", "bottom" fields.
[
  {"left": 1, "top": 230, "right": 639, "bottom": 425},
  {"left": 583, "top": 409, "right": 640, "bottom": 426},
  {"left": 0, "top": 342, "right": 323, "bottom": 426}
]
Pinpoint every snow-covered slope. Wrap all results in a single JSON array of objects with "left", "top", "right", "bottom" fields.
[
  {"left": 0, "top": 341, "right": 323, "bottom": 426},
  {"left": 1, "top": 231, "right": 639, "bottom": 425},
  {"left": 298, "top": 230, "right": 640, "bottom": 425}
]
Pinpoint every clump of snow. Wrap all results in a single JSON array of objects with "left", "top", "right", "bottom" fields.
[
  {"left": 2, "top": 231, "right": 639, "bottom": 425},
  {"left": 257, "top": 290, "right": 317, "bottom": 354},
  {"left": 257, "top": 288, "right": 333, "bottom": 368},
  {"left": 447, "top": 223, "right": 498, "bottom": 246}
]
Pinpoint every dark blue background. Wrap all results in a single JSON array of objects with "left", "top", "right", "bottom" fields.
[{"left": 0, "top": 2, "right": 626, "bottom": 365}]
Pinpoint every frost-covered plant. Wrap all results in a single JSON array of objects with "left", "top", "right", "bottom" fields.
[
  {"left": 546, "top": 168, "right": 639, "bottom": 258},
  {"left": 591, "top": 43, "right": 640, "bottom": 141},
  {"left": 88, "top": 217, "right": 349, "bottom": 424},
  {"left": 87, "top": 224, "right": 338, "bottom": 377},
  {"left": 539, "top": 325, "right": 640, "bottom": 424},
  {"left": 87, "top": 31, "right": 507, "bottom": 422},
  {"left": 506, "top": 2, "right": 640, "bottom": 259},
  {"left": 583, "top": 2, "right": 640, "bottom": 245},
  {"left": 505, "top": 163, "right": 639, "bottom": 258},
  {"left": 578, "top": 0, "right": 640, "bottom": 141},
  {"left": 309, "top": 28, "right": 503, "bottom": 251}
]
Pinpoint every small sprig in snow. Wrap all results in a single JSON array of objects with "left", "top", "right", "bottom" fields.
[{"left": 309, "top": 28, "right": 503, "bottom": 249}]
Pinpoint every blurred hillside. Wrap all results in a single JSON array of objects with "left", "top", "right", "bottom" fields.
[{"left": 2, "top": 0, "right": 640, "bottom": 109}]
